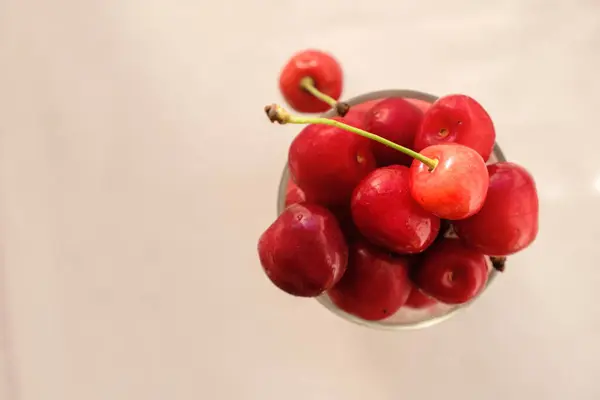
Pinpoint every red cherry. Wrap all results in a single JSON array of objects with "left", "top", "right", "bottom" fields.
[
  {"left": 285, "top": 179, "right": 306, "bottom": 207},
  {"left": 454, "top": 162, "right": 539, "bottom": 256},
  {"left": 344, "top": 99, "right": 383, "bottom": 121},
  {"left": 337, "top": 109, "right": 368, "bottom": 130},
  {"left": 405, "top": 287, "right": 437, "bottom": 309},
  {"left": 289, "top": 119, "right": 376, "bottom": 207},
  {"left": 328, "top": 240, "right": 412, "bottom": 321},
  {"left": 406, "top": 98, "right": 432, "bottom": 113},
  {"left": 414, "top": 94, "right": 496, "bottom": 161},
  {"left": 279, "top": 50, "right": 343, "bottom": 113},
  {"left": 258, "top": 203, "right": 348, "bottom": 297},
  {"left": 410, "top": 144, "right": 489, "bottom": 220},
  {"left": 351, "top": 165, "right": 440, "bottom": 254},
  {"left": 364, "top": 97, "right": 424, "bottom": 166},
  {"left": 414, "top": 238, "right": 488, "bottom": 304}
]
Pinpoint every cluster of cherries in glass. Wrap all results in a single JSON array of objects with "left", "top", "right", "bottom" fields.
[{"left": 258, "top": 49, "right": 539, "bottom": 321}]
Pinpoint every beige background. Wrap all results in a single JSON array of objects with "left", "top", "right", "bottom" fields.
[{"left": 1, "top": 0, "right": 599, "bottom": 399}]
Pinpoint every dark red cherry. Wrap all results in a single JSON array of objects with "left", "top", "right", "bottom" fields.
[
  {"left": 351, "top": 165, "right": 440, "bottom": 254},
  {"left": 454, "top": 162, "right": 539, "bottom": 256},
  {"left": 405, "top": 287, "right": 437, "bottom": 309},
  {"left": 279, "top": 50, "right": 343, "bottom": 113},
  {"left": 364, "top": 97, "right": 423, "bottom": 166},
  {"left": 414, "top": 94, "right": 495, "bottom": 161},
  {"left": 289, "top": 119, "right": 376, "bottom": 207},
  {"left": 328, "top": 240, "right": 412, "bottom": 321},
  {"left": 414, "top": 238, "right": 488, "bottom": 304},
  {"left": 344, "top": 99, "right": 383, "bottom": 121},
  {"left": 258, "top": 203, "right": 348, "bottom": 297}
]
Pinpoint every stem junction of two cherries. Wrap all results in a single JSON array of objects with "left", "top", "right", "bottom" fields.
[{"left": 299, "top": 77, "right": 351, "bottom": 117}]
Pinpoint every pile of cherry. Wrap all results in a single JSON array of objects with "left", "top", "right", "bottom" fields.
[{"left": 258, "top": 49, "right": 539, "bottom": 322}]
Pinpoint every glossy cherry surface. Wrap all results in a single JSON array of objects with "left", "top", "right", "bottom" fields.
[
  {"left": 289, "top": 119, "right": 376, "bottom": 207},
  {"left": 406, "top": 98, "right": 432, "bottom": 113},
  {"left": 454, "top": 162, "right": 539, "bottom": 256},
  {"left": 328, "top": 240, "right": 412, "bottom": 321},
  {"left": 351, "top": 165, "right": 440, "bottom": 254},
  {"left": 279, "top": 50, "right": 343, "bottom": 113},
  {"left": 414, "top": 238, "right": 488, "bottom": 304},
  {"left": 284, "top": 178, "right": 306, "bottom": 208},
  {"left": 338, "top": 108, "right": 368, "bottom": 130},
  {"left": 410, "top": 144, "right": 489, "bottom": 220},
  {"left": 364, "top": 97, "right": 423, "bottom": 166},
  {"left": 414, "top": 94, "right": 496, "bottom": 161},
  {"left": 344, "top": 99, "right": 383, "bottom": 121},
  {"left": 405, "top": 286, "right": 437, "bottom": 309},
  {"left": 258, "top": 203, "right": 348, "bottom": 297}
]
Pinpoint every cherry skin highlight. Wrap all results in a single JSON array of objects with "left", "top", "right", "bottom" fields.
[
  {"left": 351, "top": 165, "right": 440, "bottom": 254},
  {"left": 338, "top": 108, "right": 369, "bottom": 131},
  {"left": 328, "top": 240, "right": 412, "bottom": 321},
  {"left": 406, "top": 98, "right": 433, "bottom": 113},
  {"left": 258, "top": 203, "right": 348, "bottom": 297},
  {"left": 364, "top": 97, "right": 424, "bottom": 166},
  {"left": 344, "top": 99, "right": 383, "bottom": 121},
  {"left": 453, "top": 162, "right": 539, "bottom": 256},
  {"left": 410, "top": 144, "right": 489, "bottom": 220},
  {"left": 414, "top": 238, "right": 488, "bottom": 305},
  {"left": 285, "top": 178, "right": 306, "bottom": 208},
  {"left": 279, "top": 50, "right": 343, "bottom": 113},
  {"left": 414, "top": 94, "right": 496, "bottom": 162},
  {"left": 289, "top": 118, "right": 376, "bottom": 207}
]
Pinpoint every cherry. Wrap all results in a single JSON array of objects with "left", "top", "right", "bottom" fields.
[
  {"left": 266, "top": 104, "right": 489, "bottom": 220},
  {"left": 413, "top": 238, "right": 488, "bottom": 304},
  {"left": 364, "top": 97, "right": 423, "bottom": 166},
  {"left": 351, "top": 165, "right": 440, "bottom": 254},
  {"left": 414, "top": 94, "right": 495, "bottom": 161},
  {"left": 337, "top": 108, "right": 368, "bottom": 130},
  {"left": 344, "top": 99, "right": 383, "bottom": 121},
  {"left": 279, "top": 49, "right": 348, "bottom": 115},
  {"left": 285, "top": 178, "right": 306, "bottom": 208},
  {"left": 410, "top": 144, "right": 489, "bottom": 220},
  {"left": 328, "top": 240, "right": 412, "bottom": 321},
  {"left": 453, "top": 162, "right": 539, "bottom": 256},
  {"left": 288, "top": 117, "right": 376, "bottom": 207},
  {"left": 258, "top": 203, "right": 348, "bottom": 297},
  {"left": 406, "top": 98, "right": 432, "bottom": 113},
  {"left": 405, "top": 286, "right": 437, "bottom": 309}
]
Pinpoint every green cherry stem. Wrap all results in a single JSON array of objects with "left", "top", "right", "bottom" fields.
[
  {"left": 299, "top": 77, "right": 350, "bottom": 116},
  {"left": 265, "top": 104, "right": 438, "bottom": 170}
]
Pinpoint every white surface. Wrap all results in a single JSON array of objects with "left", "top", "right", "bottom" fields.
[{"left": 0, "top": 1, "right": 599, "bottom": 399}]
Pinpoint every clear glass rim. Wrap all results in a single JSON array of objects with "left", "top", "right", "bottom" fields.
[{"left": 277, "top": 89, "right": 506, "bottom": 330}]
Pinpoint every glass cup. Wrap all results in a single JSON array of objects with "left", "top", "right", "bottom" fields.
[{"left": 277, "top": 89, "right": 506, "bottom": 330}]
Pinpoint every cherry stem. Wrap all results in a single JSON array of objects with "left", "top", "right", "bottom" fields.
[
  {"left": 490, "top": 256, "right": 506, "bottom": 272},
  {"left": 264, "top": 104, "right": 438, "bottom": 170},
  {"left": 299, "top": 77, "right": 350, "bottom": 116}
]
